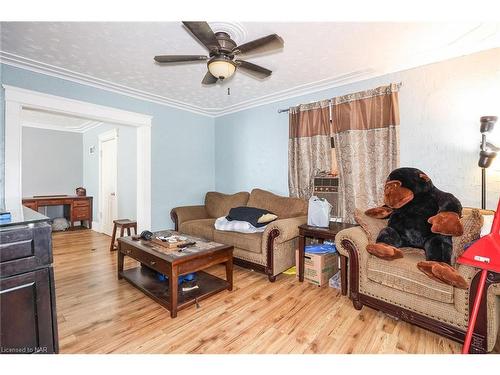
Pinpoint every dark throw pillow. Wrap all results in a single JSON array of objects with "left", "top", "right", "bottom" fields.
[{"left": 226, "top": 207, "right": 278, "bottom": 228}]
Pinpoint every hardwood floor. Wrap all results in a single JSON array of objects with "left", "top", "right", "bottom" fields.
[{"left": 52, "top": 229, "right": 497, "bottom": 354}]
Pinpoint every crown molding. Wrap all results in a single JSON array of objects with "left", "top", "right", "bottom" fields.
[
  {"left": 212, "top": 69, "right": 378, "bottom": 117},
  {"left": 79, "top": 120, "right": 103, "bottom": 132},
  {"left": 22, "top": 119, "right": 103, "bottom": 133},
  {"left": 0, "top": 51, "right": 216, "bottom": 117},
  {"left": 4, "top": 46, "right": 497, "bottom": 118},
  {"left": 0, "top": 51, "right": 381, "bottom": 118},
  {"left": 3, "top": 84, "right": 153, "bottom": 127}
]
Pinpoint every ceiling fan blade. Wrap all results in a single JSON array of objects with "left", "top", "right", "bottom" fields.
[
  {"left": 182, "top": 21, "right": 221, "bottom": 52},
  {"left": 202, "top": 71, "right": 218, "bottom": 85},
  {"left": 233, "top": 34, "right": 284, "bottom": 56},
  {"left": 236, "top": 60, "right": 272, "bottom": 79},
  {"left": 154, "top": 55, "right": 208, "bottom": 63}
]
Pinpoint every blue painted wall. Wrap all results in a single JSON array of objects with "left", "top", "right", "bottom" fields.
[
  {"left": 215, "top": 48, "right": 500, "bottom": 210},
  {"left": 0, "top": 63, "right": 215, "bottom": 230},
  {"left": 215, "top": 105, "right": 289, "bottom": 195}
]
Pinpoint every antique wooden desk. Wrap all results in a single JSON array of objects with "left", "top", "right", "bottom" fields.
[{"left": 22, "top": 195, "right": 93, "bottom": 229}]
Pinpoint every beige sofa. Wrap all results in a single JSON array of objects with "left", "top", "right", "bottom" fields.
[
  {"left": 171, "top": 188, "right": 307, "bottom": 282},
  {"left": 335, "top": 208, "right": 500, "bottom": 353}
]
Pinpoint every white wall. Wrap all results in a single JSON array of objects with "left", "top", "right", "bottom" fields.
[
  {"left": 215, "top": 48, "right": 500, "bottom": 210},
  {"left": 397, "top": 48, "right": 500, "bottom": 210},
  {"left": 21, "top": 126, "right": 83, "bottom": 217},
  {"left": 22, "top": 126, "right": 83, "bottom": 197},
  {"left": 21, "top": 122, "right": 138, "bottom": 224}
]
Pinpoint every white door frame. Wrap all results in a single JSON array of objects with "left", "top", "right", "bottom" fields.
[
  {"left": 3, "top": 84, "right": 152, "bottom": 231},
  {"left": 98, "top": 128, "right": 119, "bottom": 235}
]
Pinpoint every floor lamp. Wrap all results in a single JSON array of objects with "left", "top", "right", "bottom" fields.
[{"left": 478, "top": 116, "right": 499, "bottom": 209}]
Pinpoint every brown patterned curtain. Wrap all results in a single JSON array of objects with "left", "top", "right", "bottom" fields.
[
  {"left": 288, "top": 100, "right": 332, "bottom": 198},
  {"left": 332, "top": 83, "right": 400, "bottom": 223}
]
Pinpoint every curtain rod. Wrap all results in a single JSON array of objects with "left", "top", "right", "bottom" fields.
[{"left": 277, "top": 82, "right": 403, "bottom": 113}]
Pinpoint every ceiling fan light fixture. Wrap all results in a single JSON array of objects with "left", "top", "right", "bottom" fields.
[
  {"left": 208, "top": 58, "right": 236, "bottom": 80},
  {"left": 154, "top": 22, "right": 281, "bottom": 84}
]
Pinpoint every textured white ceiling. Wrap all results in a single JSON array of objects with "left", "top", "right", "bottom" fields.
[{"left": 1, "top": 22, "right": 500, "bottom": 115}]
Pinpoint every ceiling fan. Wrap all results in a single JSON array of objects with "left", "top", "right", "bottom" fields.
[{"left": 154, "top": 21, "right": 284, "bottom": 84}]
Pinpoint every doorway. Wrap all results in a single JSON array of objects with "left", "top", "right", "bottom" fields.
[
  {"left": 3, "top": 85, "right": 152, "bottom": 232},
  {"left": 99, "top": 129, "right": 118, "bottom": 236}
]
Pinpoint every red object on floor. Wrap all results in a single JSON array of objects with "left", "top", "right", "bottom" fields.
[{"left": 457, "top": 198, "right": 500, "bottom": 353}]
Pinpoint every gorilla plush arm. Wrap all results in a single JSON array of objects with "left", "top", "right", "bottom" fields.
[
  {"left": 428, "top": 188, "right": 464, "bottom": 236},
  {"left": 433, "top": 188, "right": 463, "bottom": 215},
  {"left": 365, "top": 206, "right": 393, "bottom": 219}
]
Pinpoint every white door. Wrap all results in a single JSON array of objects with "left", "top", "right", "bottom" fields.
[{"left": 99, "top": 132, "right": 118, "bottom": 236}]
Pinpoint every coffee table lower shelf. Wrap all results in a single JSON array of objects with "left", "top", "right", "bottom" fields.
[{"left": 120, "top": 266, "right": 229, "bottom": 315}]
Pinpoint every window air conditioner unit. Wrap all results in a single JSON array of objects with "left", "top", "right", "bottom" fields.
[{"left": 313, "top": 174, "right": 341, "bottom": 220}]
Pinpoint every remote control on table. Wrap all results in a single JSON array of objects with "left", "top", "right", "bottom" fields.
[{"left": 178, "top": 241, "right": 196, "bottom": 248}]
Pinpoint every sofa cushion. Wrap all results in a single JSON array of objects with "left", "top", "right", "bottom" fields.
[
  {"left": 205, "top": 191, "right": 250, "bottom": 218},
  {"left": 213, "top": 230, "right": 262, "bottom": 254},
  {"left": 366, "top": 248, "right": 455, "bottom": 304},
  {"left": 179, "top": 219, "right": 216, "bottom": 241},
  {"left": 246, "top": 188, "right": 307, "bottom": 219}
]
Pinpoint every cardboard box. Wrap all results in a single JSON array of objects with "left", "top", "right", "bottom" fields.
[{"left": 296, "top": 249, "right": 339, "bottom": 286}]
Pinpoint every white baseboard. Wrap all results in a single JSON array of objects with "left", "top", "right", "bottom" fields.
[{"left": 91, "top": 221, "right": 101, "bottom": 232}]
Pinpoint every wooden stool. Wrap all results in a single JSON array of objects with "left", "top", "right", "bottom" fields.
[{"left": 110, "top": 219, "right": 137, "bottom": 251}]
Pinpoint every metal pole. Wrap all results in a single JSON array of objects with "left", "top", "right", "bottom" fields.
[
  {"left": 277, "top": 81, "right": 403, "bottom": 113},
  {"left": 482, "top": 167, "right": 486, "bottom": 210}
]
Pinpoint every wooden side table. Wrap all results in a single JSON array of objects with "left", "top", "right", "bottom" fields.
[
  {"left": 110, "top": 219, "right": 137, "bottom": 252},
  {"left": 298, "top": 222, "right": 358, "bottom": 295}
]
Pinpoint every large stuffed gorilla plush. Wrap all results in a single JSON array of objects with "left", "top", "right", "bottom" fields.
[{"left": 365, "top": 167, "right": 468, "bottom": 289}]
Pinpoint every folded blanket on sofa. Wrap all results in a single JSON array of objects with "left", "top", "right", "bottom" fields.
[
  {"left": 215, "top": 216, "right": 267, "bottom": 233},
  {"left": 226, "top": 206, "right": 278, "bottom": 228}
]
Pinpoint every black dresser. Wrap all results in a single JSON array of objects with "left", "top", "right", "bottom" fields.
[{"left": 0, "top": 206, "right": 59, "bottom": 354}]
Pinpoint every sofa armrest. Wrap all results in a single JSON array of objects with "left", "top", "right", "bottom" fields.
[
  {"left": 334, "top": 227, "right": 370, "bottom": 299},
  {"left": 455, "top": 263, "right": 481, "bottom": 284},
  {"left": 335, "top": 226, "right": 371, "bottom": 273},
  {"left": 335, "top": 226, "right": 368, "bottom": 257},
  {"left": 170, "top": 205, "right": 209, "bottom": 230},
  {"left": 263, "top": 216, "right": 307, "bottom": 245}
]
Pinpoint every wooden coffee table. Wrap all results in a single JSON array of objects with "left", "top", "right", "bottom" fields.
[{"left": 117, "top": 230, "right": 233, "bottom": 318}]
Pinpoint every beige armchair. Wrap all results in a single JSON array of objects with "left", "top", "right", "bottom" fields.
[{"left": 335, "top": 208, "right": 500, "bottom": 353}]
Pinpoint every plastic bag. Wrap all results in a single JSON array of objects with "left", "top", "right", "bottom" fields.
[
  {"left": 329, "top": 271, "right": 341, "bottom": 289},
  {"left": 307, "top": 196, "right": 332, "bottom": 227},
  {"left": 51, "top": 217, "right": 69, "bottom": 231}
]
